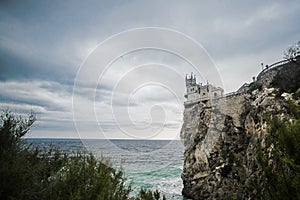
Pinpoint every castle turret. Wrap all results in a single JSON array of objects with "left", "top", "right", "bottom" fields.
[
  {"left": 185, "top": 72, "right": 196, "bottom": 87},
  {"left": 184, "top": 73, "right": 200, "bottom": 102},
  {"left": 185, "top": 73, "right": 198, "bottom": 94}
]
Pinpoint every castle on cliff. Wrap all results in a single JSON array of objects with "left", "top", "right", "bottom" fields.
[{"left": 184, "top": 73, "right": 224, "bottom": 105}]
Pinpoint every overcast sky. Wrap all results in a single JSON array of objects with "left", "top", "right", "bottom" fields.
[{"left": 0, "top": 0, "right": 299, "bottom": 139}]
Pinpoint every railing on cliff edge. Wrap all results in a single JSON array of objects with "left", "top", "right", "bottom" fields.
[
  {"left": 221, "top": 57, "right": 296, "bottom": 97},
  {"left": 256, "top": 58, "right": 291, "bottom": 80}
]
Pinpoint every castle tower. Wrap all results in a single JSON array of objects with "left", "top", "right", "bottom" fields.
[
  {"left": 185, "top": 72, "right": 198, "bottom": 94},
  {"left": 184, "top": 73, "right": 200, "bottom": 101},
  {"left": 184, "top": 72, "right": 224, "bottom": 106}
]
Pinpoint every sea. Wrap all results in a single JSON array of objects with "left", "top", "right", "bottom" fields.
[{"left": 26, "top": 138, "right": 185, "bottom": 200}]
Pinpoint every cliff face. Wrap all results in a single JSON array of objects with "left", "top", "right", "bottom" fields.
[{"left": 180, "top": 60, "right": 300, "bottom": 199}]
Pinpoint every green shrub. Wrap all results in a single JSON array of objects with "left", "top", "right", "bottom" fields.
[
  {"left": 0, "top": 110, "right": 165, "bottom": 200},
  {"left": 286, "top": 100, "right": 300, "bottom": 118},
  {"left": 47, "top": 153, "right": 131, "bottom": 200},
  {"left": 135, "top": 189, "right": 165, "bottom": 200},
  {"left": 258, "top": 105, "right": 300, "bottom": 200}
]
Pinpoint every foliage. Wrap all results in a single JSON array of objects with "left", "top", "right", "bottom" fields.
[
  {"left": 47, "top": 153, "right": 132, "bottom": 200},
  {"left": 287, "top": 100, "right": 300, "bottom": 119},
  {"left": 135, "top": 189, "right": 166, "bottom": 200},
  {"left": 283, "top": 41, "right": 300, "bottom": 60},
  {"left": 0, "top": 109, "right": 35, "bottom": 154},
  {"left": 294, "top": 89, "right": 300, "bottom": 100},
  {"left": 0, "top": 111, "right": 66, "bottom": 200},
  {"left": 0, "top": 110, "right": 166, "bottom": 200},
  {"left": 258, "top": 101, "right": 300, "bottom": 200}
]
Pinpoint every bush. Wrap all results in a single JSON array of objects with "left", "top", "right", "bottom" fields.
[
  {"left": 135, "top": 189, "right": 166, "bottom": 200},
  {"left": 47, "top": 153, "right": 131, "bottom": 200},
  {"left": 0, "top": 109, "right": 35, "bottom": 154},
  {"left": 287, "top": 100, "right": 300, "bottom": 118},
  {"left": 258, "top": 102, "right": 300, "bottom": 200},
  {"left": 0, "top": 110, "right": 165, "bottom": 200}
]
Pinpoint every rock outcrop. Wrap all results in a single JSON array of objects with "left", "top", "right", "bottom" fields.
[{"left": 180, "top": 58, "right": 300, "bottom": 199}]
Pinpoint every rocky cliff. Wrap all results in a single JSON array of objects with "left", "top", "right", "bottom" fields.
[{"left": 180, "top": 58, "right": 300, "bottom": 199}]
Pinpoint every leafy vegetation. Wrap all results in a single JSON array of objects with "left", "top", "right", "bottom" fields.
[
  {"left": 258, "top": 100, "right": 300, "bottom": 200},
  {"left": 0, "top": 110, "right": 165, "bottom": 200},
  {"left": 135, "top": 189, "right": 166, "bottom": 200}
]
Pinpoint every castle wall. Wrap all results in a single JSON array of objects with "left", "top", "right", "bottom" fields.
[{"left": 187, "top": 93, "right": 200, "bottom": 102}]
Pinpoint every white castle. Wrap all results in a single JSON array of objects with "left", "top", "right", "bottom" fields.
[{"left": 184, "top": 73, "right": 224, "bottom": 105}]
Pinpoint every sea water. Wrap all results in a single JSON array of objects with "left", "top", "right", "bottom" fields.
[{"left": 26, "top": 138, "right": 185, "bottom": 199}]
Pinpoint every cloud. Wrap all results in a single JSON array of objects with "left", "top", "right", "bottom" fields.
[
  {"left": 0, "top": 80, "right": 72, "bottom": 111},
  {"left": 0, "top": 0, "right": 299, "bottom": 138}
]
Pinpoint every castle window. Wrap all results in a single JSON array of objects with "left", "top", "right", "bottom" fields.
[
  {"left": 214, "top": 92, "right": 217, "bottom": 97},
  {"left": 203, "top": 93, "right": 206, "bottom": 95}
]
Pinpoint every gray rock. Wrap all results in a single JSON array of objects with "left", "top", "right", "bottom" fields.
[{"left": 180, "top": 60, "right": 299, "bottom": 199}]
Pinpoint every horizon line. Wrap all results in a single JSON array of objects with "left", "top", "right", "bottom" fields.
[{"left": 25, "top": 137, "right": 181, "bottom": 141}]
